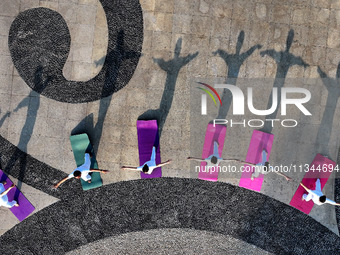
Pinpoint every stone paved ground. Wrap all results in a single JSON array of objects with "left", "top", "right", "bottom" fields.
[{"left": 0, "top": 0, "right": 340, "bottom": 253}]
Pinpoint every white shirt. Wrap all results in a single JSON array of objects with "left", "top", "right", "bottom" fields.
[
  {"left": 0, "top": 193, "right": 9, "bottom": 206},
  {"left": 68, "top": 153, "right": 92, "bottom": 181},
  {"left": 305, "top": 179, "right": 337, "bottom": 205},
  {"left": 68, "top": 166, "right": 91, "bottom": 181},
  {"left": 204, "top": 155, "right": 223, "bottom": 170},
  {"left": 0, "top": 183, "right": 15, "bottom": 208},
  {"left": 137, "top": 147, "right": 158, "bottom": 175},
  {"left": 137, "top": 160, "right": 157, "bottom": 175}
]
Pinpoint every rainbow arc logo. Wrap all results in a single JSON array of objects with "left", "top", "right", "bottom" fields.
[{"left": 196, "top": 82, "right": 222, "bottom": 115}]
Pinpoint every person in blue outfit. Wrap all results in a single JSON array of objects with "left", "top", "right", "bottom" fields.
[
  {"left": 0, "top": 182, "right": 19, "bottom": 208},
  {"left": 54, "top": 153, "right": 109, "bottom": 188},
  {"left": 121, "top": 146, "right": 171, "bottom": 174},
  {"left": 187, "top": 142, "right": 232, "bottom": 172},
  {"left": 250, "top": 150, "right": 291, "bottom": 181},
  {"left": 300, "top": 179, "right": 340, "bottom": 205}
]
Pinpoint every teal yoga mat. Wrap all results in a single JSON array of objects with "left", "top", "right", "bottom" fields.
[{"left": 70, "top": 134, "right": 102, "bottom": 191}]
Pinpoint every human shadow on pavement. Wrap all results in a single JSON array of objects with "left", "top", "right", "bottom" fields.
[
  {"left": 4, "top": 66, "right": 51, "bottom": 190},
  {"left": 138, "top": 38, "right": 198, "bottom": 137},
  {"left": 315, "top": 64, "right": 340, "bottom": 156},
  {"left": 259, "top": 29, "right": 309, "bottom": 133},
  {"left": 72, "top": 30, "right": 141, "bottom": 154},
  {"left": 213, "top": 31, "right": 262, "bottom": 120}
]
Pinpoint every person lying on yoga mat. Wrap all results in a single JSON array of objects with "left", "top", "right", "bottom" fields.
[
  {"left": 250, "top": 150, "right": 291, "bottom": 181},
  {"left": 188, "top": 141, "right": 230, "bottom": 168},
  {"left": 300, "top": 179, "right": 340, "bottom": 206},
  {"left": 54, "top": 153, "right": 109, "bottom": 188},
  {"left": 188, "top": 141, "right": 254, "bottom": 172},
  {"left": 0, "top": 182, "right": 19, "bottom": 208},
  {"left": 121, "top": 146, "right": 171, "bottom": 174}
]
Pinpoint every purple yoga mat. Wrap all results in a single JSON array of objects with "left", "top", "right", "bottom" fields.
[
  {"left": 198, "top": 123, "right": 227, "bottom": 181},
  {"left": 0, "top": 170, "right": 35, "bottom": 221},
  {"left": 137, "top": 120, "right": 162, "bottom": 178}
]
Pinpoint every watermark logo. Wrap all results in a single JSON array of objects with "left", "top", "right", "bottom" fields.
[
  {"left": 196, "top": 82, "right": 222, "bottom": 115},
  {"left": 197, "top": 83, "right": 312, "bottom": 128}
]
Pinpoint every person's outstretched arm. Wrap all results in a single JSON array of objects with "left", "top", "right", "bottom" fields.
[
  {"left": 90, "top": 169, "right": 109, "bottom": 174},
  {"left": 221, "top": 159, "right": 259, "bottom": 168},
  {"left": 275, "top": 171, "right": 291, "bottom": 181},
  {"left": 300, "top": 182, "right": 310, "bottom": 192},
  {"left": 54, "top": 177, "right": 69, "bottom": 188},
  {"left": 187, "top": 157, "right": 204, "bottom": 162},
  {"left": 157, "top": 160, "right": 172, "bottom": 167},
  {"left": 0, "top": 183, "right": 15, "bottom": 197},
  {"left": 121, "top": 166, "right": 139, "bottom": 171},
  {"left": 325, "top": 198, "right": 340, "bottom": 206},
  {"left": 220, "top": 158, "right": 256, "bottom": 166}
]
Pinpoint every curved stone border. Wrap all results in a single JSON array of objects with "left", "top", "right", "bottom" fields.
[
  {"left": 8, "top": 0, "right": 143, "bottom": 103},
  {"left": 0, "top": 177, "right": 339, "bottom": 254}
]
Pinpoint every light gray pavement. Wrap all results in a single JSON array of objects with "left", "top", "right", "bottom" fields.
[{"left": 0, "top": 0, "right": 340, "bottom": 250}]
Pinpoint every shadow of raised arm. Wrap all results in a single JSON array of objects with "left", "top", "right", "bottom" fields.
[
  {"left": 317, "top": 66, "right": 327, "bottom": 79},
  {"left": 153, "top": 52, "right": 198, "bottom": 73},
  {"left": 0, "top": 111, "right": 10, "bottom": 128},
  {"left": 213, "top": 49, "right": 230, "bottom": 60},
  {"left": 317, "top": 64, "right": 340, "bottom": 94},
  {"left": 291, "top": 55, "right": 309, "bottom": 68},
  {"left": 240, "top": 44, "right": 262, "bottom": 62},
  {"left": 260, "top": 49, "right": 280, "bottom": 62}
]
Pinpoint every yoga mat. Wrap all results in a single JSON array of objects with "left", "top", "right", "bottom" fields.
[
  {"left": 239, "top": 130, "right": 274, "bottom": 191},
  {"left": 198, "top": 123, "right": 227, "bottom": 181},
  {"left": 289, "top": 154, "right": 335, "bottom": 214},
  {"left": 70, "top": 134, "right": 102, "bottom": 191},
  {"left": 0, "top": 170, "right": 35, "bottom": 221},
  {"left": 137, "top": 120, "right": 161, "bottom": 178}
]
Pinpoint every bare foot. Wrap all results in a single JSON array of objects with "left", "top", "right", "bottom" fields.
[
  {"left": 14, "top": 203, "right": 19, "bottom": 207},
  {"left": 88, "top": 180, "right": 91, "bottom": 183},
  {"left": 1, "top": 181, "right": 7, "bottom": 185}
]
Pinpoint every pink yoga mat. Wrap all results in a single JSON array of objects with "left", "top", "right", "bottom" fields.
[
  {"left": 0, "top": 170, "right": 35, "bottom": 221},
  {"left": 289, "top": 154, "right": 335, "bottom": 214},
  {"left": 137, "top": 120, "right": 162, "bottom": 179},
  {"left": 239, "top": 130, "right": 274, "bottom": 191},
  {"left": 198, "top": 123, "right": 227, "bottom": 181}
]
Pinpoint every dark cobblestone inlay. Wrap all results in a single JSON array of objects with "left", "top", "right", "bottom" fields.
[{"left": 8, "top": 0, "right": 143, "bottom": 103}]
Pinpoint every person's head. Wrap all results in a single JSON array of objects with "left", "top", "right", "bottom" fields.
[
  {"left": 264, "top": 161, "right": 270, "bottom": 171},
  {"left": 319, "top": 195, "right": 326, "bottom": 203},
  {"left": 74, "top": 170, "right": 81, "bottom": 179},
  {"left": 211, "top": 156, "right": 218, "bottom": 164},
  {"left": 142, "top": 164, "right": 149, "bottom": 173}
]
